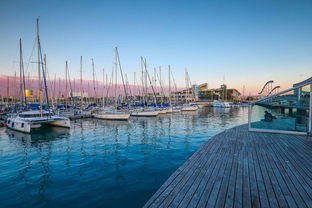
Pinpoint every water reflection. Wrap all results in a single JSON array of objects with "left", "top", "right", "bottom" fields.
[
  {"left": 7, "top": 127, "right": 70, "bottom": 145},
  {"left": 0, "top": 107, "right": 248, "bottom": 208}
]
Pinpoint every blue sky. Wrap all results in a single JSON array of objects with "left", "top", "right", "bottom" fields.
[{"left": 0, "top": 0, "right": 312, "bottom": 94}]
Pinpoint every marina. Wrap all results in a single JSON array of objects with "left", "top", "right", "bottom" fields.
[
  {"left": 1, "top": 1, "right": 312, "bottom": 207},
  {"left": 0, "top": 107, "right": 248, "bottom": 208}
]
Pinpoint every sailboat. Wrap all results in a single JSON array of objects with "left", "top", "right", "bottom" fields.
[
  {"left": 212, "top": 76, "right": 232, "bottom": 108},
  {"left": 93, "top": 47, "right": 130, "bottom": 120},
  {"left": 7, "top": 19, "right": 70, "bottom": 133},
  {"left": 155, "top": 66, "right": 170, "bottom": 114},
  {"left": 130, "top": 57, "right": 159, "bottom": 117},
  {"left": 181, "top": 69, "right": 198, "bottom": 111},
  {"left": 169, "top": 67, "right": 182, "bottom": 112}
]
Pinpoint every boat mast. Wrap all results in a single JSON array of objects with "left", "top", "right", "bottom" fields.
[
  {"left": 102, "top": 68, "right": 105, "bottom": 107},
  {"left": 185, "top": 69, "right": 188, "bottom": 104},
  {"left": 19, "top": 38, "right": 27, "bottom": 107},
  {"left": 36, "top": 18, "right": 42, "bottom": 116},
  {"left": 40, "top": 44, "right": 50, "bottom": 114},
  {"left": 114, "top": 54, "right": 118, "bottom": 108},
  {"left": 141, "top": 57, "right": 146, "bottom": 107},
  {"left": 65, "top": 61, "right": 68, "bottom": 109},
  {"left": 14, "top": 72, "right": 17, "bottom": 105},
  {"left": 92, "top": 58, "right": 96, "bottom": 104},
  {"left": 168, "top": 65, "right": 172, "bottom": 106},
  {"left": 43, "top": 54, "right": 47, "bottom": 107},
  {"left": 170, "top": 68, "right": 178, "bottom": 105},
  {"left": 80, "top": 56, "right": 83, "bottom": 104},
  {"left": 53, "top": 73, "right": 56, "bottom": 108},
  {"left": 159, "top": 66, "right": 163, "bottom": 104},
  {"left": 133, "top": 72, "right": 136, "bottom": 97},
  {"left": 36, "top": 18, "right": 50, "bottom": 115},
  {"left": 66, "top": 61, "right": 74, "bottom": 107},
  {"left": 143, "top": 58, "right": 157, "bottom": 105},
  {"left": 155, "top": 67, "right": 165, "bottom": 105},
  {"left": 115, "top": 47, "right": 129, "bottom": 108},
  {"left": 7, "top": 76, "right": 9, "bottom": 107}
]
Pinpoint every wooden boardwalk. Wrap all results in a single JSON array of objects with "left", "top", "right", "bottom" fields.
[{"left": 144, "top": 124, "right": 312, "bottom": 208}]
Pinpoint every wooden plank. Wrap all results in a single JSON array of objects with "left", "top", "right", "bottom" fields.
[
  {"left": 233, "top": 147, "right": 244, "bottom": 208},
  {"left": 270, "top": 133, "right": 312, "bottom": 192},
  {"left": 161, "top": 134, "right": 226, "bottom": 207},
  {"left": 214, "top": 136, "right": 239, "bottom": 208},
  {"left": 265, "top": 134, "right": 312, "bottom": 207},
  {"left": 253, "top": 139, "right": 279, "bottom": 207},
  {"left": 144, "top": 125, "right": 312, "bottom": 208},
  {"left": 250, "top": 142, "right": 270, "bottom": 208},
  {"left": 175, "top": 132, "right": 229, "bottom": 207},
  {"left": 242, "top": 139, "right": 252, "bottom": 208},
  {"left": 269, "top": 135, "right": 308, "bottom": 207},
  {"left": 144, "top": 137, "right": 215, "bottom": 207},
  {"left": 203, "top": 136, "right": 239, "bottom": 207},
  {"left": 185, "top": 135, "right": 234, "bottom": 207},
  {"left": 256, "top": 134, "right": 289, "bottom": 207},
  {"left": 194, "top": 137, "right": 235, "bottom": 207}
]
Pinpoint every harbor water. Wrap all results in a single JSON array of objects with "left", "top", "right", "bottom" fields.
[{"left": 0, "top": 107, "right": 248, "bottom": 208}]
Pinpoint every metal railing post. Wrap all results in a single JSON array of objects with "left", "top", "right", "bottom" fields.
[
  {"left": 309, "top": 84, "right": 312, "bottom": 136},
  {"left": 248, "top": 103, "right": 252, "bottom": 130}
]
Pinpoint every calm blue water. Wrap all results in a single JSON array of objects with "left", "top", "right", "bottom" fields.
[{"left": 0, "top": 107, "right": 248, "bottom": 208}]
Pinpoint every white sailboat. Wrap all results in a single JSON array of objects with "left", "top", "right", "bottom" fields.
[
  {"left": 170, "top": 68, "right": 182, "bottom": 112},
  {"left": 172, "top": 106, "right": 182, "bottom": 112},
  {"left": 130, "top": 107, "right": 159, "bottom": 117},
  {"left": 7, "top": 110, "right": 70, "bottom": 133},
  {"left": 7, "top": 19, "right": 70, "bottom": 133},
  {"left": 130, "top": 57, "right": 159, "bottom": 117},
  {"left": 93, "top": 110, "right": 130, "bottom": 120},
  {"left": 93, "top": 47, "right": 130, "bottom": 120},
  {"left": 181, "top": 69, "right": 198, "bottom": 111},
  {"left": 181, "top": 104, "right": 198, "bottom": 111},
  {"left": 213, "top": 101, "right": 232, "bottom": 108}
]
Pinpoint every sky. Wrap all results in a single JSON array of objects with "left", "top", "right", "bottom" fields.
[{"left": 0, "top": 0, "right": 312, "bottom": 95}]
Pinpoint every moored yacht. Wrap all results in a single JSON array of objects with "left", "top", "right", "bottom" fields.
[
  {"left": 172, "top": 106, "right": 182, "bottom": 112},
  {"left": 93, "top": 109, "right": 130, "bottom": 120},
  {"left": 6, "top": 110, "right": 70, "bottom": 133},
  {"left": 213, "top": 101, "right": 232, "bottom": 108},
  {"left": 130, "top": 108, "right": 159, "bottom": 117},
  {"left": 181, "top": 104, "right": 199, "bottom": 111}
]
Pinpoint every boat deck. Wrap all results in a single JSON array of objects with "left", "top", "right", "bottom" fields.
[{"left": 144, "top": 124, "right": 312, "bottom": 208}]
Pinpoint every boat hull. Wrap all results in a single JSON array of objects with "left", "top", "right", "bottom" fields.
[
  {"left": 93, "top": 113, "right": 130, "bottom": 120},
  {"left": 6, "top": 117, "right": 70, "bottom": 133},
  {"left": 181, "top": 106, "right": 198, "bottom": 111},
  {"left": 48, "top": 119, "right": 71, "bottom": 128},
  {"left": 6, "top": 118, "right": 31, "bottom": 133},
  {"left": 158, "top": 110, "right": 168, "bottom": 114},
  {"left": 131, "top": 111, "right": 159, "bottom": 117}
]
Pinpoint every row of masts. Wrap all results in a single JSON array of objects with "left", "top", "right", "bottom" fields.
[
  {"left": 1, "top": 64, "right": 194, "bottom": 108},
  {"left": 2, "top": 18, "right": 197, "bottom": 110}
]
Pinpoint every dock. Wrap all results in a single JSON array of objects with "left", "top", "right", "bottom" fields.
[{"left": 144, "top": 124, "right": 312, "bottom": 208}]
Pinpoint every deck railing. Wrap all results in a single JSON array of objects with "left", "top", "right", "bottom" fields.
[{"left": 248, "top": 81, "right": 312, "bottom": 136}]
